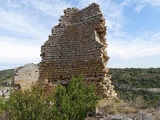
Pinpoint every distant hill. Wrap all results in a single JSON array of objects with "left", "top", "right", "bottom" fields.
[
  {"left": 109, "top": 68, "right": 160, "bottom": 88},
  {"left": 109, "top": 68, "right": 160, "bottom": 107},
  {"left": 0, "top": 69, "right": 14, "bottom": 86}
]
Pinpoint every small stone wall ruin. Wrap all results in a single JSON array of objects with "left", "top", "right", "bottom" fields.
[
  {"left": 39, "top": 3, "right": 116, "bottom": 98},
  {"left": 14, "top": 63, "right": 39, "bottom": 90}
]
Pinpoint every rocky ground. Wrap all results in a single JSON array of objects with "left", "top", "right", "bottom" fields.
[
  {"left": 0, "top": 86, "right": 13, "bottom": 99},
  {"left": 86, "top": 110, "right": 160, "bottom": 120},
  {"left": 86, "top": 97, "right": 160, "bottom": 120}
]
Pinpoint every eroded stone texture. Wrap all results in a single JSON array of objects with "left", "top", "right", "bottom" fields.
[
  {"left": 39, "top": 3, "right": 116, "bottom": 98},
  {"left": 14, "top": 63, "right": 39, "bottom": 90}
]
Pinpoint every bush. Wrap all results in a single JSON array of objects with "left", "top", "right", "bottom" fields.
[
  {"left": 0, "top": 96, "right": 5, "bottom": 113},
  {"left": 3, "top": 75, "right": 99, "bottom": 120},
  {"left": 54, "top": 75, "right": 99, "bottom": 120},
  {"left": 4, "top": 86, "right": 55, "bottom": 120},
  {"left": 116, "top": 88, "right": 160, "bottom": 108}
]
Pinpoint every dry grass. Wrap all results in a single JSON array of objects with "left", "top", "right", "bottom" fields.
[
  {"left": 0, "top": 112, "right": 9, "bottom": 120},
  {"left": 133, "top": 96, "right": 148, "bottom": 109},
  {"left": 97, "top": 97, "right": 139, "bottom": 115}
]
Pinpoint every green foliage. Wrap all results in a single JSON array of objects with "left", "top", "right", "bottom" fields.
[
  {"left": 3, "top": 75, "right": 99, "bottom": 120},
  {"left": 0, "top": 69, "right": 14, "bottom": 86},
  {"left": 4, "top": 86, "right": 56, "bottom": 120},
  {"left": 0, "top": 96, "right": 5, "bottom": 113},
  {"left": 109, "top": 68, "right": 160, "bottom": 88},
  {"left": 54, "top": 75, "right": 99, "bottom": 120},
  {"left": 116, "top": 88, "right": 160, "bottom": 107},
  {"left": 109, "top": 68, "right": 160, "bottom": 107}
]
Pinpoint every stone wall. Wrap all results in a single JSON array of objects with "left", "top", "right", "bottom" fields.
[
  {"left": 39, "top": 3, "right": 116, "bottom": 98},
  {"left": 14, "top": 63, "right": 39, "bottom": 90}
]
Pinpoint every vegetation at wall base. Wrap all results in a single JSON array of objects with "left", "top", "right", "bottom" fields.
[{"left": 0, "top": 75, "right": 99, "bottom": 120}]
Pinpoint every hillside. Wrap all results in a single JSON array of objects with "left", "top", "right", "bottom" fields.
[
  {"left": 0, "top": 69, "right": 14, "bottom": 86},
  {"left": 109, "top": 68, "right": 160, "bottom": 107},
  {"left": 110, "top": 68, "right": 160, "bottom": 88}
]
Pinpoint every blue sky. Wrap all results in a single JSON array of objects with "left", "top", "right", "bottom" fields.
[{"left": 0, "top": 0, "right": 160, "bottom": 70}]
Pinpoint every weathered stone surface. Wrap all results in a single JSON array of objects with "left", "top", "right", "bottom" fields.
[
  {"left": 39, "top": 3, "right": 116, "bottom": 98},
  {"left": 14, "top": 63, "right": 39, "bottom": 90},
  {"left": 0, "top": 87, "right": 12, "bottom": 98}
]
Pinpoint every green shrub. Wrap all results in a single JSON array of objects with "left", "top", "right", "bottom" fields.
[
  {"left": 110, "top": 68, "right": 160, "bottom": 88},
  {"left": 4, "top": 86, "right": 55, "bottom": 120},
  {"left": 117, "top": 88, "right": 160, "bottom": 107},
  {"left": 54, "top": 75, "right": 99, "bottom": 120},
  {"left": 3, "top": 75, "right": 99, "bottom": 120},
  {"left": 0, "top": 96, "right": 5, "bottom": 113}
]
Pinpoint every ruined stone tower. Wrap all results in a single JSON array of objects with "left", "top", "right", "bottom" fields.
[{"left": 39, "top": 3, "right": 116, "bottom": 98}]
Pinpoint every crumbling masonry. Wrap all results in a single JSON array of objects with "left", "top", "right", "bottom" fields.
[
  {"left": 39, "top": 3, "right": 116, "bottom": 98},
  {"left": 14, "top": 63, "right": 39, "bottom": 90}
]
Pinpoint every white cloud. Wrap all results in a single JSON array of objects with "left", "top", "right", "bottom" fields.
[
  {"left": 133, "top": 0, "right": 160, "bottom": 13},
  {"left": 25, "top": 0, "right": 71, "bottom": 19},
  {"left": 0, "top": 10, "right": 48, "bottom": 42},
  {"left": 103, "top": 1, "right": 124, "bottom": 31},
  {"left": 108, "top": 31, "right": 160, "bottom": 61},
  {"left": 0, "top": 36, "right": 41, "bottom": 64},
  {"left": 134, "top": 3, "right": 147, "bottom": 13},
  {"left": 121, "top": 0, "right": 133, "bottom": 6},
  {"left": 143, "top": 0, "right": 160, "bottom": 6}
]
